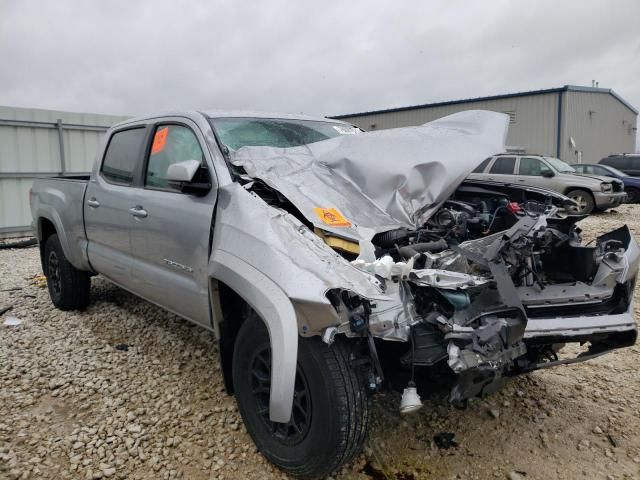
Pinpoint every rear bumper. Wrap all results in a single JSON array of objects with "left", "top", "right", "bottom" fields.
[{"left": 594, "top": 191, "right": 626, "bottom": 209}]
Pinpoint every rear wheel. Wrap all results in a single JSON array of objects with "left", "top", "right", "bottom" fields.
[
  {"left": 566, "top": 189, "right": 595, "bottom": 215},
  {"left": 43, "top": 234, "right": 91, "bottom": 310},
  {"left": 232, "top": 313, "right": 368, "bottom": 478},
  {"left": 625, "top": 187, "right": 640, "bottom": 204}
]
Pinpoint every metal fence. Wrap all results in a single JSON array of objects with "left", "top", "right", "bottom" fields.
[{"left": 0, "top": 106, "right": 129, "bottom": 237}]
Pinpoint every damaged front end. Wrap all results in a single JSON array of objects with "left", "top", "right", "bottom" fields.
[
  {"left": 331, "top": 210, "right": 638, "bottom": 406},
  {"left": 214, "top": 110, "right": 638, "bottom": 417}
]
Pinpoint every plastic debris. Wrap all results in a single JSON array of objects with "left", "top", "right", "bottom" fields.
[
  {"left": 3, "top": 316, "right": 22, "bottom": 326},
  {"left": 399, "top": 383, "right": 423, "bottom": 414},
  {"left": 115, "top": 343, "right": 129, "bottom": 352},
  {"left": 351, "top": 255, "right": 410, "bottom": 280}
]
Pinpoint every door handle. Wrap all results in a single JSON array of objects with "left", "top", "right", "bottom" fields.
[
  {"left": 129, "top": 206, "right": 148, "bottom": 218},
  {"left": 87, "top": 198, "right": 100, "bottom": 208}
]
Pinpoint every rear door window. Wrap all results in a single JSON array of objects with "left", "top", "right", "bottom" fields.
[
  {"left": 101, "top": 128, "right": 147, "bottom": 185},
  {"left": 489, "top": 156, "right": 516, "bottom": 174}
]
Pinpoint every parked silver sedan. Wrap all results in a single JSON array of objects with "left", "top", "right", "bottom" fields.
[{"left": 468, "top": 153, "right": 625, "bottom": 214}]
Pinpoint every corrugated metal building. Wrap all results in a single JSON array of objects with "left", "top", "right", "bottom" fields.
[
  {"left": 332, "top": 85, "right": 637, "bottom": 164},
  {"left": 0, "top": 106, "right": 129, "bottom": 237}
]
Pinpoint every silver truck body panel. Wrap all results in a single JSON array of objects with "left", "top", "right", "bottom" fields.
[
  {"left": 211, "top": 183, "right": 385, "bottom": 315},
  {"left": 30, "top": 178, "right": 92, "bottom": 271},
  {"left": 85, "top": 175, "right": 138, "bottom": 287},
  {"left": 126, "top": 116, "right": 218, "bottom": 328}
]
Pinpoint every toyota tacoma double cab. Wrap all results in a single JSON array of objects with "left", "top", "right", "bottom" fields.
[{"left": 31, "top": 110, "right": 638, "bottom": 478}]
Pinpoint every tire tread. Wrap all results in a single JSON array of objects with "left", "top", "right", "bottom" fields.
[
  {"left": 44, "top": 234, "right": 91, "bottom": 311},
  {"left": 233, "top": 315, "right": 369, "bottom": 479}
]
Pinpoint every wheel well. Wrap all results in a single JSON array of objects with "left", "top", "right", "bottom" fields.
[
  {"left": 563, "top": 187, "right": 591, "bottom": 195},
  {"left": 39, "top": 217, "right": 56, "bottom": 242},
  {"left": 216, "top": 281, "right": 252, "bottom": 394},
  {"left": 38, "top": 218, "right": 56, "bottom": 274}
]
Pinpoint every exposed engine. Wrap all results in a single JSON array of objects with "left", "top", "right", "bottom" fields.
[
  {"left": 338, "top": 201, "right": 635, "bottom": 407},
  {"left": 372, "top": 193, "right": 553, "bottom": 262}
]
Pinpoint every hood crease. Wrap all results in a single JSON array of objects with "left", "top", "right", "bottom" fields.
[{"left": 231, "top": 110, "right": 509, "bottom": 240}]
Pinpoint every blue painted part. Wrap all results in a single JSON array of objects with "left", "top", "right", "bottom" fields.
[{"left": 571, "top": 163, "right": 640, "bottom": 189}]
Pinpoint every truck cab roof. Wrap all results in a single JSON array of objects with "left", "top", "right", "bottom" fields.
[{"left": 111, "top": 109, "right": 352, "bottom": 130}]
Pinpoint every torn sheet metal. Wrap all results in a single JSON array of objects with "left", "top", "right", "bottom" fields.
[
  {"left": 231, "top": 110, "right": 509, "bottom": 239},
  {"left": 211, "top": 183, "right": 393, "bottom": 333}
]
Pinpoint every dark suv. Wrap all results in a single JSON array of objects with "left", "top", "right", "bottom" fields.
[{"left": 600, "top": 154, "right": 640, "bottom": 176}]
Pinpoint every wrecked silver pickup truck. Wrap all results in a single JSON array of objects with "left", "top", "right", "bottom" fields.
[{"left": 31, "top": 110, "right": 638, "bottom": 478}]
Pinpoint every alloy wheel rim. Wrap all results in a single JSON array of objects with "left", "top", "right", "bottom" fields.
[
  {"left": 249, "top": 346, "right": 312, "bottom": 445},
  {"left": 48, "top": 251, "right": 62, "bottom": 297},
  {"left": 570, "top": 195, "right": 588, "bottom": 213}
]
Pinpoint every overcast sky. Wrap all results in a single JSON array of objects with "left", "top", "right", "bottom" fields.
[{"left": 1, "top": 0, "right": 639, "bottom": 147}]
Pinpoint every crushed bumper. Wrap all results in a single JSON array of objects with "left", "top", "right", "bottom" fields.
[
  {"left": 444, "top": 309, "right": 637, "bottom": 402},
  {"left": 524, "top": 311, "right": 637, "bottom": 343},
  {"left": 594, "top": 191, "right": 626, "bottom": 209}
]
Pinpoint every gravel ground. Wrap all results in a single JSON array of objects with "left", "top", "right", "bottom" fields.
[{"left": 1, "top": 206, "right": 639, "bottom": 480}]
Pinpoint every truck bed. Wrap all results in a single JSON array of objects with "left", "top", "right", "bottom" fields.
[
  {"left": 30, "top": 176, "right": 91, "bottom": 271},
  {"left": 39, "top": 175, "right": 91, "bottom": 182}
]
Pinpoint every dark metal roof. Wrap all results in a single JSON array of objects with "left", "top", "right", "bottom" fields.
[{"left": 330, "top": 85, "right": 638, "bottom": 119}]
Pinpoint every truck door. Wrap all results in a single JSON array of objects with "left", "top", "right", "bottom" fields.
[
  {"left": 129, "top": 121, "right": 216, "bottom": 328},
  {"left": 85, "top": 126, "right": 147, "bottom": 289}
]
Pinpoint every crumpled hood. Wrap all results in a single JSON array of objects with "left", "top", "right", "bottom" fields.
[
  {"left": 231, "top": 110, "right": 508, "bottom": 240},
  {"left": 569, "top": 172, "right": 620, "bottom": 184}
]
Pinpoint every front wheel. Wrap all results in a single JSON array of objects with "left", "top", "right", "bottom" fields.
[
  {"left": 566, "top": 189, "right": 595, "bottom": 215},
  {"left": 625, "top": 187, "right": 640, "bottom": 204},
  {"left": 232, "top": 313, "right": 369, "bottom": 478}
]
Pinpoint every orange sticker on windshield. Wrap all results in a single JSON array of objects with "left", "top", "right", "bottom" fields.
[
  {"left": 314, "top": 208, "right": 352, "bottom": 227},
  {"left": 151, "top": 126, "right": 168, "bottom": 154}
]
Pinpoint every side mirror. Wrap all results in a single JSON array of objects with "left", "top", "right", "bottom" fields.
[
  {"left": 166, "top": 159, "right": 201, "bottom": 182},
  {"left": 167, "top": 159, "right": 212, "bottom": 196},
  {"left": 541, "top": 170, "right": 554, "bottom": 178}
]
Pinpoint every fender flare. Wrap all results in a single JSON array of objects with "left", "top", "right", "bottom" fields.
[
  {"left": 209, "top": 250, "right": 298, "bottom": 423},
  {"left": 35, "top": 208, "right": 86, "bottom": 270}
]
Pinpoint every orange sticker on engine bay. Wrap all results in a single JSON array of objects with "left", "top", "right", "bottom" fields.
[
  {"left": 151, "top": 126, "right": 168, "bottom": 154},
  {"left": 313, "top": 207, "right": 352, "bottom": 227}
]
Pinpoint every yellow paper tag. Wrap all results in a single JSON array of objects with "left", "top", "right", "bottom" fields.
[{"left": 313, "top": 208, "right": 352, "bottom": 227}]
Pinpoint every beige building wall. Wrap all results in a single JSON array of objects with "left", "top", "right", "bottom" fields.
[
  {"left": 560, "top": 91, "right": 637, "bottom": 164},
  {"left": 334, "top": 87, "right": 637, "bottom": 165}
]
